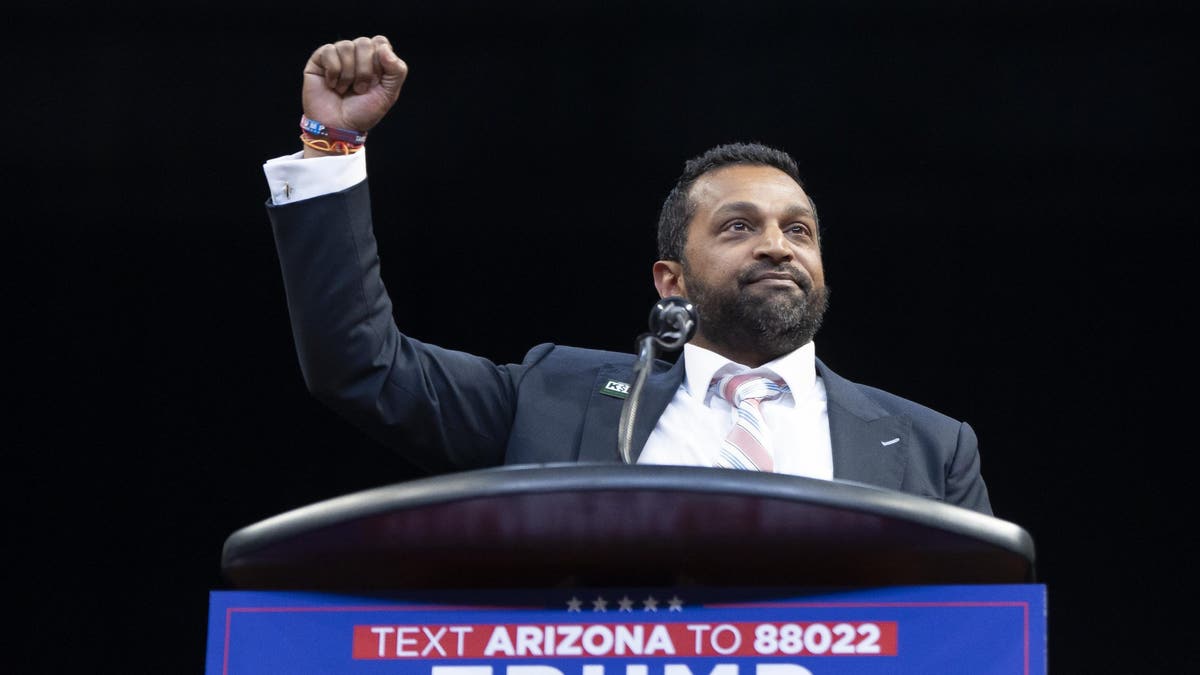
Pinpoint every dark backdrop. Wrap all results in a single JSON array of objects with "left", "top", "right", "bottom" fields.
[{"left": 13, "top": 1, "right": 1197, "bottom": 672}]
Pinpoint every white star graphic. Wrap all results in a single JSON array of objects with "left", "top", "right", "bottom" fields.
[
  {"left": 643, "top": 595, "right": 659, "bottom": 611},
  {"left": 566, "top": 596, "right": 582, "bottom": 612},
  {"left": 592, "top": 596, "right": 608, "bottom": 612},
  {"left": 668, "top": 595, "right": 684, "bottom": 611},
  {"left": 618, "top": 595, "right": 634, "bottom": 612}
]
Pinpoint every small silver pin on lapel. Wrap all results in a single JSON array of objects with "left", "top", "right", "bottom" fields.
[{"left": 881, "top": 437, "right": 900, "bottom": 446}]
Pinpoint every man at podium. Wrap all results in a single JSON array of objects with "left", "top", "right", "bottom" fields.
[{"left": 261, "top": 35, "right": 992, "bottom": 516}]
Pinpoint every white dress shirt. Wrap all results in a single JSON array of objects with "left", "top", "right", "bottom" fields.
[
  {"left": 263, "top": 151, "right": 834, "bottom": 478},
  {"left": 264, "top": 149, "right": 367, "bottom": 205},
  {"left": 639, "top": 342, "right": 833, "bottom": 478}
]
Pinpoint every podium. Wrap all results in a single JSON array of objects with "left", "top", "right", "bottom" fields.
[{"left": 209, "top": 464, "right": 1044, "bottom": 673}]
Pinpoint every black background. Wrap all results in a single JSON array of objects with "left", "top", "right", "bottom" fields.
[{"left": 12, "top": 1, "right": 1197, "bottom": 672}]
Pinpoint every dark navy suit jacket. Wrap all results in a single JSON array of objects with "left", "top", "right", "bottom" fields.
[{"left": 267, "top": 180, "right": 992, "bottom": 515}]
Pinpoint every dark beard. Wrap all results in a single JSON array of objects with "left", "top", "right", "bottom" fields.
[{"left": 683, "top": 260, "right": 830, "bottom": 363}]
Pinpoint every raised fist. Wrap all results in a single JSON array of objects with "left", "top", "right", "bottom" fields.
[{"left": 302, "top": 36, "right": 408, "bottom": 145}]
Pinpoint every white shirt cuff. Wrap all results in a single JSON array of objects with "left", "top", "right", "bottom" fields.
[{"left": 263, "top": 148, "right": 368, "bottom": 205}]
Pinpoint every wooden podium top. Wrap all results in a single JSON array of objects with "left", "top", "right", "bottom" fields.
[{"left": 221, "top": 463, "right": 1034, "bottom": 590}]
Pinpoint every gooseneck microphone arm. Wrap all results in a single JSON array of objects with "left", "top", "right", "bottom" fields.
[{"left": 617, "top": 297, "right": 698, "bottom": 464}]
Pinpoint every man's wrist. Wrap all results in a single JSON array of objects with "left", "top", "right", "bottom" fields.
[{"left": 302, "top": 146, "right": 346, "bottom": 159}]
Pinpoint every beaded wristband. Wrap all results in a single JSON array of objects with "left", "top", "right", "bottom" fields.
[
  {"left": 299, "top": 114, "right": 368, "bottom": 145},
  {"left": 300, "top": 132, "right": 364, "bottom": 155}
]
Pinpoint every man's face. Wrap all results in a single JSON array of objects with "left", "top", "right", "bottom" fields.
[{"left": 654, "top": 164, "right": 828, "bottom": 365}]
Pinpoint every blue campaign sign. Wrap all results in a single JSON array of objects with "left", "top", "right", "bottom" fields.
[{"left": 207, "top": 585, "right": 1045, "bottom": 674}]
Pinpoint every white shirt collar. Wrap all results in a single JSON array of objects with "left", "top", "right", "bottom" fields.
[{"left": 681, "top": 341, "right": 818, "bottom": 403}]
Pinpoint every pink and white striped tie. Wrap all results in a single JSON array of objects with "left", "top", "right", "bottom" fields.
[{"left": 713, "top": 373, "right": 790, "bottom": 472}]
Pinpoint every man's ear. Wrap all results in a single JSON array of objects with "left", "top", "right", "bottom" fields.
[{"left": 652, "top": 260, "right": 686, "bottom": 299}]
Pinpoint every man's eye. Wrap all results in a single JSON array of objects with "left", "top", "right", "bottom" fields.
[
  {"left": 728, "top": 220, "right": 750, "bottom": 231},
  {"left": 789, "top": 223, "right": 812, "bottom": 236}
]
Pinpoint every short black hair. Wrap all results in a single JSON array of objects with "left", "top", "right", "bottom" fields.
[{"left": 656, "top": 141, "right": 814, "bottom": 262}]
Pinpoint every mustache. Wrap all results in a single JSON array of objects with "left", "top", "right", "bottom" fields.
[{"left": 737, "top": 262, "right": 813, "bottom": 292}]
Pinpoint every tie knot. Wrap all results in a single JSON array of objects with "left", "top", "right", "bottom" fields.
[{"left": 714, "top": 373, "right": 789, "bottom": 407}]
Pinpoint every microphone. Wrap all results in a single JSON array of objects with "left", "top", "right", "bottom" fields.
[
  {"left": 647, "top": 296, "right": 698, "bottom": 351},
  {"left": 617, "top": 296, "right": 698, "bottom": 464}
]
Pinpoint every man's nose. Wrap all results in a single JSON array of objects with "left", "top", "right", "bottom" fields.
[{"left": 753, "top": 224, "right": 793, "bottom": 262}]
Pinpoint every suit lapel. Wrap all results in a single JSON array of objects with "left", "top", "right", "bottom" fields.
[
  {"left": 577, "top": 355, "right": 686, "bottom": 463},
  {"left": 574, "top": 354, "right": 909, "bottom": 488},
  {"left": 817, "top": 359, "right": 910, "bottom": 490}
]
